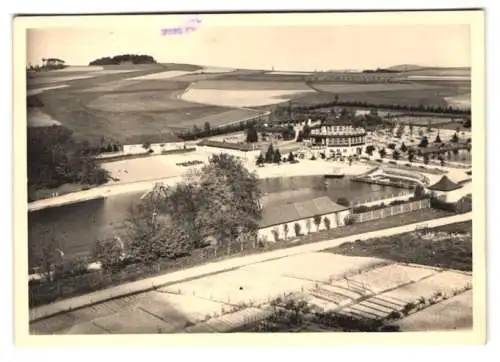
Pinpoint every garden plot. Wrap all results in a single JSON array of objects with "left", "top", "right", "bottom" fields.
[
  {"left": 380, "top": 270, "right": 472, "bottom": 304},
  {"left": 89, "top": 305, "right": 173, "bottom": 334},
  {"left": 240, "top": 252, "right": 386, "bottom": 283},
  {"left": 395, "top": 290, "right": 473, "bottom": 331},
  {"left": 181, "top": 88, "right": 315, "bottom": 107},
  {"left": 345, "top": 264, "right": 437, "bottom": 294},
  {"left": 159, "top": 269, "right": 313, "bottom": 306},
  {"left": 137, "top": 291, "right": 227, "bottom": 324},
  {"left": 330, "top": 269, "right": 471, "bottom": 321}
]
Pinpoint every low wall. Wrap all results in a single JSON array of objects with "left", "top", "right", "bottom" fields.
[{"left": 353, "top": 199, "right": 431, "bottom": 223}]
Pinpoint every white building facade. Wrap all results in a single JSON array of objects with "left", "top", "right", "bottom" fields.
[{"left": 307, "top": 122, "right": 367, "bottom": 158}]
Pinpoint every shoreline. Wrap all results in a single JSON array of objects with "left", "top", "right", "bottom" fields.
[{"left": 27, "top": 160, "right": 373, "bottom": 212}]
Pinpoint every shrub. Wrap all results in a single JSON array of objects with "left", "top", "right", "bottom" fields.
[
  {"left": 93, "top": 238, "right": 124, "bottom": 270},
  {"left": 344, "top": 215, "right": 355, "bottom": 225},
  {"left": 55, "top": 257, "right": 90, "bottom": 279},
  {"left": 336, "top": 197, "right": 350, "bottom": 207},
  {"left": 313, "top": 215, "right": 322, "bottom": 231},
  {"left": 310, "top": 155, "right": 317, "bottom": 161},
  {"left": 376, "top": 159, "right": 383, "bottom": 163},
  {"left": 353, "top": 205, "right": 369, "bottom": 213},
  {"left": 430, "top": 197, "right": 457, "bottom": 213},
  {"left": 388, "top": 143, "right": 396, "bottom": 150},
  {"left": 379, "top": 325, "right": 401, "bottom": 332},
  {"left": 402, "top": 302, "right": 416, "bottom": 316},
  {"left": 271, "top": 227, "right": 280, "bottom": 242},
  {"left": 389, "top": 199, "right": 406, "bottom": 206},
  {"left": 386, "top": 311, "right": 402, "bottom": 320},
  {"left": 413, "top": 184, "right": 426, "bottom": 200},
  {"left": 294, "top": 223, "right": 302, "bottom": 237},
  {"left": 305, "top": 219, "right": 312, "bottom": 234},
  {"left": 323, "top": 217, "right": 331, "bottom": 230},
  {"left": 365, "top": 145, "right": 375, "bottom": 155},
  {"left": 283, "top": 224, "right": 289, "bottom": 240}
]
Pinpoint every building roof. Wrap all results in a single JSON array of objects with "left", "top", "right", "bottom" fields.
[
  {"left": 259, "top": 196, "right": 349, "bottom": 228},
  {"left": 257, "top": 127, "right": 290, "bottom": 133},
  {"left": 428, "top": 175, "right": 463, "bottom": 192},
  {"left": 197, "top": 139, "right": 255, "bottom": 151},
  {"left": 310, "top": 119, "right": 353, "bottom": 129}
]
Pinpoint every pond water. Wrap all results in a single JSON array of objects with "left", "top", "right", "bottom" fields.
[{"left": 28, "top": 175, "right": 401, "bottom": 269}]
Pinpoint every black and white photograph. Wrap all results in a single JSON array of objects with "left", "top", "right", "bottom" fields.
[{"left": 13, "top": 10, "right": 485, "bottom": 342}]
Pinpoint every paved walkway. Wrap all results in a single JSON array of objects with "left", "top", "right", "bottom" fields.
[{"left": 29, "top": 212, "right": 471, "bottom": 323}]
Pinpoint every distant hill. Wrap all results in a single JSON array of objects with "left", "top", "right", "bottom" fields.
[
  {"left": 386, "top": 64, "right": 425, "bottom": 72},
  {"left": 89, "top": 54, "right": 157, "bottom": 66}
]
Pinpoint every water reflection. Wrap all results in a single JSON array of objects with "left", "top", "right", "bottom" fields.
[{"left": 28, "top": 176, "right": 401, "bottom": 269}]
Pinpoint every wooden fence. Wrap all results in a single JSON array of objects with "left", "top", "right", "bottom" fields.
[
  {"left": 352, "top": 191, "right": 412, "bottom": 207},
  {"left": 353, "top": 199, "right": 431, "bottom": 223}
]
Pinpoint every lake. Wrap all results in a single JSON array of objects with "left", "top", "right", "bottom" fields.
[{"left": 28, "top": 175, "right": 402, "bottom": 270}]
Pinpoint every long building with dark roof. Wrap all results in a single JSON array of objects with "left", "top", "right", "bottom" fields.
[
  {"left": 257, "top": 196, "right": 351, "bottom": 242},
  {"left": 307, "top": 120, "right": 367, "bottom": 157}
]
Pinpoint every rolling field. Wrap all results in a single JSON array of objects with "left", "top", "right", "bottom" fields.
[
  {"left": 26, "top": 64, "right": 471, "bottom": 143},
  {"left": 27, "top": 66, "right": 263, "bottom": 143},
  {"left": 297, "top": 86, "right": 469, "bottom": 108},
  {"left": 310, "top": 82, "right": 439, "bottom": 94}
]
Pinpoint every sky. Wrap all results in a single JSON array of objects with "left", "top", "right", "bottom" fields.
[{"left": 27, "top": 22, "right": 471, "bottom": 71}]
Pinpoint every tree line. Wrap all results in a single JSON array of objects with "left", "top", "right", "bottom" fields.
[
  {"left": 89, "top": 54, "right": 157, "bottom": 65},
  {"left": 176, "top": 118, "right": 267, "bottom": 141},
  {"left": 27, "top": 126, "right": 110, "bottom": 200},
  {"left": 276, "top": 100, "right": 471, "bottom": 116}
]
